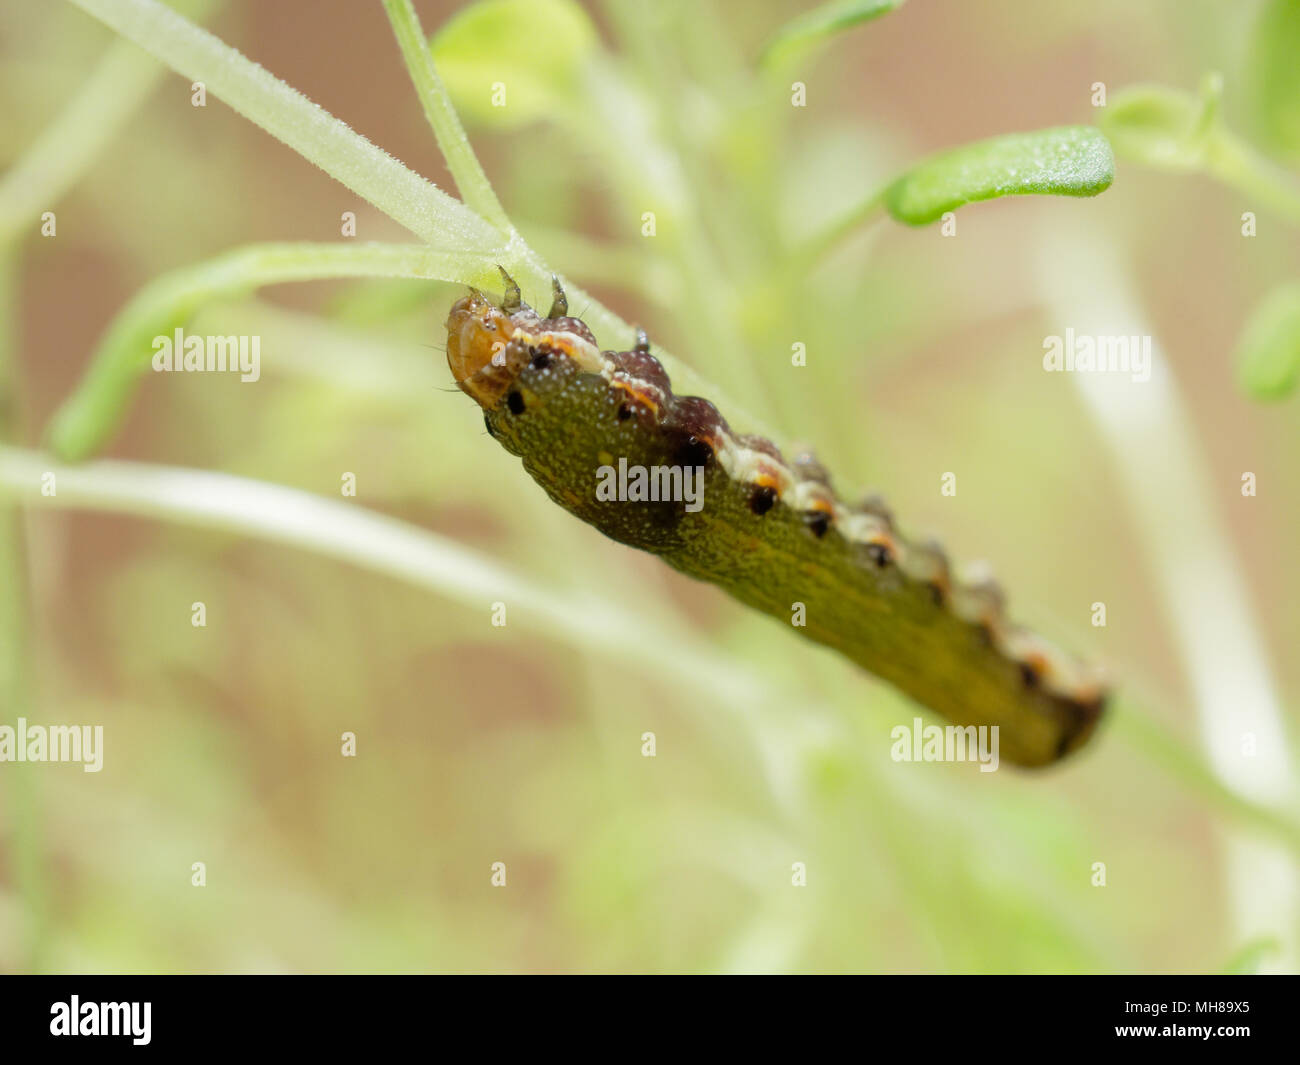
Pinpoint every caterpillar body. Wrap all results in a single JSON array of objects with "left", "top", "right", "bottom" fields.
[{"left": 446, "top": 271, "right": 1106, "bottom": 767}]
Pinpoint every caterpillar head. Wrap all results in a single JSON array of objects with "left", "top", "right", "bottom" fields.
[
  {"left": 445, "top": 270, "right": 603, "bottom": 410},
  {"left": 445, "top": 288, "right": 520, "bottom": 410}
]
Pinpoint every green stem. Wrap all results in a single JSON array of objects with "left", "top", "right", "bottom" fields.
[
  {"left": 1207, "top": 131, "right": 1300, "bottom": 226},
  {"left": 0, "top": 245, "right": 50, "bottom": 972},
  {"left": 45, "top": 241, "right": 499, "bottom": 461},
  {"left": 522, "top": 224, "right": 680, "bottom": 303},
  {"left": 381, "top": 0, "right": 511, "bottom": 234},
  {"left": 0, "top": 444, "right": 802, "bottom": 805},
  {"left": 66, "top": 0, "right": 501, "bottom": 251},
  {"left": 61, "top": 0, "right": 770, "bottom": 454},
  {"left": 557, "top": 59, "right": 772, "bottom": 422},
  {"left": 0, "top": 5, "right": 234, "bottom": 975},
  {"left": 794, "top": 186, "right": 887, "bottom": 269},
  {"left": 5, "top": 440, "right": 1299, "bottom": 862},
  {"left": 1036, "top": 224, "right": 1300, "bottom": 969},
  {"left": 0, "top": 0, "right": 223, "bottom": 244},
  {"left": 1108, "top": 699, "right": 1300, "bottom": 856},
  {"left": 0, "top": 39, "right": 158, "bottom": 245}
]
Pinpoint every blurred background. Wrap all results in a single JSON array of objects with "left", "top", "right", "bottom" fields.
[{"left": 1, "top": 0, "right": 1298, "bottom": 973}]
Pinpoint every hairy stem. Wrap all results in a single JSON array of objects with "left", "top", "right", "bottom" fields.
[
  {"left": 381, "top": 0, "right": 511, "bottom": 233},
  {"left": 45, "top": 241, "right": 498, "bottom": 460},
  {"left": 66, "top": 0, "right": 501, "bottom": 251},
  {"left": 59, "top": 0, "right": 768, "bottom": 458}
]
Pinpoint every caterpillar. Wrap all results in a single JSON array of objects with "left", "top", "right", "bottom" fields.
[{"left": 446, "top": 270, "right": 1106, "bottom": 767}]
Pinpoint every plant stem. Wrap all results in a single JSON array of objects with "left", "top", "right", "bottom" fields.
[
  {"left": 4, "top": 440, "right": 1298, "bottom": 863},
  {"left": 0, "top": 243, "right": 51, "bottom": 972},
  {"left": 44, "top": 241, "right": 499, "bottom": 461},
  {"left": 1109, "top": 697, "right": 1300, "bottom": 857},
  {"left": 0, "top": 5, "right": 235, "bottom": 974},
  {"left": 794, "top": 186, "right": 887, "bottom": 269},
  {"left": 381, "top": 0, "right": 511, "bottom": 234},
  {"left": 521, "top": 224, "right": 680, "bottom": 304},
  {"left": 60, "top": 0, "right": 772, "bottom": 454},
  {"left": 1207, "top": 131, "right": 1300, "bottom": 227},
  {"left": 66, "top": 0, "right": 502, "bottom": 252},
  {"left": 0, "top": 38, "right": 158, "bottom": 245},
  {"left": 1036, "top": 224, "right": 1299, "bottom": 972},
  {"left": 0, "top": 444, "right": 808, "bottom": 803},
  {"left": 0, "top": 0, "right": 224, "bottom": 244}
]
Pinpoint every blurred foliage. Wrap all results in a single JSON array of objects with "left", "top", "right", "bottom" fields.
[
  {"left": 759, "top": 0, "right": 905, "bottom": 69},
  {"left": 1247, "top": 0, "right": 1300, "bottom": 162},
  {"left": 1101, "top": 8, "right": 1300, "bottom": 400},
  {"left": 0, "top": 0, "right": 1298, "bottom": 975},
  {"left": 1100, "top": 77, "right": 1223, "bottom": 172},
  {"left": 431, "top": 0, "right": 598, "bottom": 129},
  {"left": 1235, "top": 281, "right": 1300, "bottom": 400}
]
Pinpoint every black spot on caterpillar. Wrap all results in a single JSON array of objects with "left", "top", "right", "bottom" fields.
[
  {"left": 446, "top": 272, "right": 1107, "bottom": 767},
  {"left": 749, "top": 485, "right": 778, "bottom": 516}
]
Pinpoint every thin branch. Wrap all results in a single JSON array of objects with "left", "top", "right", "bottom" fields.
[
  {"left": 0, "top": 36, "right": 162, "bottom": 247},
  {"left": 66, "top": 0, "right": 502, "bottom": 252},
  {"left": 46, "top": 241, "right": 498, "bottom": 461},
  {"left": 1035, "top": 223, "right": 1300, "bottom": 971},
  {"left": 381, "top": 0, "right": 511, "bottom": 233},
  {"left": 1, "top": 442, "right": 825, "bottom": 811},
  {"left": 0, "top": 444, "right": 772, "bottom": 720},
  {"left": 59, "top": 0, "right": 771, "bottom": 457}
]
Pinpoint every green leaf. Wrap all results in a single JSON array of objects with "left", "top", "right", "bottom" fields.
[
  {"left": 1247, "top": 0, "right": 1300, "bottom": 161},
  {"left": 430, "top": 0, "right": 598, "bottom": 130},
  {"left": 1235, "top": 281, "right": 1300, "bottom": 401},
  {"left": 1098, "top": 76, "right": 1300, "bottom": 224},
  {"left": 882, "top": 125, "right": 1114, "bottom": 226},
  {"left": 760, "top": 0, "right": 905, "bottom": 67},
  {"left": 1098, "top": 76, "right": 1222, "bottom": 171}
]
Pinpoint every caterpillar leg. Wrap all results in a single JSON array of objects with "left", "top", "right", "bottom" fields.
[
  {"left": 497, "top": 266, "right": 523, "bottom": 313},
  {"left": 633, "top": 327, "right": 651, "bottom": 354},
  {"left": 547, "top": 275, "right": 568, "bottom": 318}
]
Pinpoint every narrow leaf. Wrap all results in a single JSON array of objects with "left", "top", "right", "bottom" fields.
[
  {"left": 761, "top": 0, "right": 904, "bottom": 67},
  {"left": 884, "top": 125, "right": 1114, "bottom": 226}
]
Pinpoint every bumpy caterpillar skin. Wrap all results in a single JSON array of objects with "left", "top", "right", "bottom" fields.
[{"left": 446, "top": 272, "right": 1106, "bottom": 767}]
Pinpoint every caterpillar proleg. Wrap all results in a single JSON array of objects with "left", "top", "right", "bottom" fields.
[{"left": 446, "top": 272, "right": 1106, "bottom": 767}]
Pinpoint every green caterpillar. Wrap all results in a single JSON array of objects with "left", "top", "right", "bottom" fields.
[{"left": 446, "top": 270, "right": 1106, "bottom": 767}]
